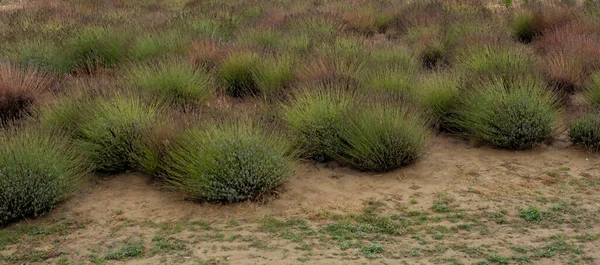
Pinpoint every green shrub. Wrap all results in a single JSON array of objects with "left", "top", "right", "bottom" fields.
[
  {"left": 511, "top": 12, "right": 536, "bottom": 43},
  {"left": 333, "top": 105, "right": 430, "bottom": 172},
  {"left": 0, "top": 129, "right": 90, "bottom": 226},
  {"left": 282, "top": 87, "right": 355, "bottom": 161},
  {"left": 253, "top": 56, "right": 294, "bottom": 100},
  {"left": 452, "top": 78, "right": 558, "bottom": 149},
  {"left": 218, "top": 52, "right": 259, "bottom": 97},
  {"left": 127, "top": 60, "right": 214, "bottom": 104},
  {"left": 569, "top": 114, "right": 600, "bottom": 151},
  {"left": 585, "top": 72, "right": 600, "bottom": 105},
  {"left": 76, "top": 96, "right": 162, "bottom": 172},
  {"left": 68, "top": 27, "right": 129, "bottom": 71},
  {"left": 164, "top": 122, "right": 295, "bottom": 202},
  {"left": 6, "top": 40, "right": 73, "bottom": 73},
  {"left": 412, "top": 73, "right": 460, "bottom": 128}
]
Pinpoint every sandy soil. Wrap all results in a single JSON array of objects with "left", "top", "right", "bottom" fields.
[{"left": 3, "top": 135, "right": 600, "bottom": 264}]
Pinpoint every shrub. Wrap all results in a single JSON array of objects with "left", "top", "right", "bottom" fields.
[
  {"left": 569, "top": 114, "right": 600, "bottom": 151},
  {"left": 127, "top": 60, "right": 214, "bottom": 105},
  {"left": 68, "top": 27, "right": 129, "bottom": 71},
  {"left": 452, "top": 78, "right": 558, "bottom": 150},
  {"left": 253, "top": 56, "right": 294, "bottom": 100},
  {"left": 282, "top": 87, "right": 355, "bottom": 161},
  {"left": 164, "top": 122, "right": 295, "bottom": 202},
  {"left": 412, "top": 72, "right": 460, "bottom": 129},
  {"left": 76, "top": 96, "right": 162, "bottom": 172},
  {"left": 543, "top": 51, "right": 586, "bottom": 93},
  {"left": 5, "top": 40, "right": 73, "bottom": 73},
  {"left": 0, "top": 129, "right": 90, "bottom": 226},
  {"left": 35, "top": 95, "right": 90, "bottom": 134},
  {"left": 332, "top": 104, "right": 430, "bottom": 172},
  {"left": 586, "top": 72, "right": 600, "bottom": 105},
  {"left": 0, "top": 63, "right": 50, "bottom": 124},
  {"left": 218, "top": 52, "right": 259, "bottom": 97}
]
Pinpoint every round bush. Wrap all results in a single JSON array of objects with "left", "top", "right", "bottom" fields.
[
  {"left": 218, "top": 52, "right": 259, "bottom": 97},
  {"left": 76, "top": 97, "right": 161, "bottom": 172},
  {"left": 282, "top": 87, "right": 355, "bottom": 161},
  {"left": 569, "top": 114, "right": 600, "bottom": 151},
  {"left": 128, "top": 60, "right": 214, "bottom": 105},
  {"left": 0, "top": 129, "right": 90, "bottom": 226},
  {"left": 412, "top": 72, "right": 460, "bottom": 129},
  {"left": 333, "top": 105, "right": 430, "bottom": 172},
  {"left": 511, "top": 12, "right": 536, "bottom": 43},
  {"left": 165, "top": 123, "right": 295, "bottom": 202},
  {"left": 453, "top": 78, "right": 559, "bottom": 150}
]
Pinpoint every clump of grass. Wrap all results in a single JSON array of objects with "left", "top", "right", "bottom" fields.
[
  {"left": 34, "top": 94, "right": 90, "bottom": 135},
  {"left": 510, "top": 12, "right": 536, "bottom": 43},
  {"left": 253, "top": 55, "right": 294, "bottom": 100},
  {"left": 0, "top": 128, "right": 90, "bottom": 226},
  {"left": 67, "top": 27, "right": 129, "bottom": 72},
  {"left": 5, "top": 40, "right": 73, "bottom": 73},
  {"left": 333, "top": 104, "right": 430, "bottom": 172},
  {"left": 218, "top": 51, "right": 260, "bottom": 97},
  {"left": 164, "top": 122, "right": 295, "bottom": 202},
  {"left": 0, "top": 63, "right": 51, "bottom": 124},
  {"left": 452, "top": 78, "right": 558, "bottom": 150},
  {"left": 238, "top": 29, "right": 281, "bottom": 49},
  {"left": 188, "top": 39, "right": 226, "bottom": 69},
  {"left": 569, "top": 114, "right": 600, "bottom": 151},
  {"left": 456, "top": 46, "right": 539, "bottom": 87},
  {"left": 282, "top": 86, "right": 355, "bottom": 161},
  {"left": 362, "top": 66, "right": 414, "bottom": 97},
  {"left": 586, "top": 72, "right": 600, "bottom": 105},
  {"left": 127, "top": 59, "right": 214, "bottom": 105},
  {"left": 131, "top": 30, "right": 190, "bottom": 61},
  {"left": 76, "top": 96, "right": 162, "bottom": 172},
  {"left": 412, "top": 72, "right": 460, "bottom": 129}
]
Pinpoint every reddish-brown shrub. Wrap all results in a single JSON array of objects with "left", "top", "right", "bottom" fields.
[
  {"left": 542, "top": 51, "right": 587, "bottom": 94},
  {"left": 188, "top": 39, "right": 226, "bottom": 69},
  {"left": 0, "top": 63, "right": 51, "bottom": 123}
]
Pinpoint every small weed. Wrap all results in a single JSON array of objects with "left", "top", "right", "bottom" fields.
[{"left": 105, "top": 239, "right": 144, "bottom": 260}]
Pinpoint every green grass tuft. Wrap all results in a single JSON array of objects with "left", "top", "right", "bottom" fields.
[
  {"left": 282, "top": 86, "right": 355, "bottom": 161},
  {"left": 218, "top": 52, "right": 260, "bottom": 97},
  {"left": 569, "top": 114, "right": 600, "bottom": 151},
  {"left": 452, "top": 78, "right": 558, "bottom": 149},
  {"left": 164, "top": 122, "right": 295, "bottom": 202},
  {"left": 67, "top": 27, "right": 129, "bottom": 71},
  {"left": 127, "top": 59, "right": 214, "bottom": 105},
  {"left": 0, "top": 128, "right": 90, "bottom": 226}
]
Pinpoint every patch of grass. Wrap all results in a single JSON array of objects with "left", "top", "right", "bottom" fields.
[
  {"left": 127, "top": 59, "right": 214, "bottom": 105},
  {"left": 362, "top": 66, "right": 414, "bottom": 97},
  {"left": 76, "top": 96, "right": 163, "bottom": 172},
  {"left": 452, "top": 78, "right": 558, "bottom": 150},
  {"left": 0, "top": 63, "right": 50, "bottom": 124},
  {"left": 218, "top": 51, "right": 260, "bottom": 97},
  {"left": 332, "top": 104, "right": 430, "bottom": 172},
  {"left": 412, "top": 72, "right": 460, "bottom": 129},
  {"left": 164, "top": 121, "right": 296, "bottom": 202},
  {"left": 520, "top": 207, "right": 543, "bottom": 222},
  {"left": 360, "top": 244, "right": 384, "bottom": 258},
  {"left": 105, "top": 239, "right": 144, "bottom": 260},
  {"left": 68, "top": 27, "right": 129, "bottom": 71},
  {"left": 282, "top": 86, "right": 355, "bottom": 161},
  {"left": 586, "top": 71, "right": 600, "bottom": 105},
  {"left": 569, "top": 114, "right": 600, "bottom": 151},
  {"left": 510, "top": 12, "right": 536, "bottom": 43},
  {"left": 253, "top": 55, "right": 294, "bottom": 100},
  {"left": 5, "top": 40, "right": 73, "bottom": 73},
  {"left": 0, "top": 128, "right": 90, "bottom": 226},
  {"left": 131, "top": 30, "right": 190, "bottom": 61}
]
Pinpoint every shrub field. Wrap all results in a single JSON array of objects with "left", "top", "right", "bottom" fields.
[{"left": 2, "top": 0, "right": 600, "bottom": 264}]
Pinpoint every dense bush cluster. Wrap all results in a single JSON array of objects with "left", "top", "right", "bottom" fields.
[
  {"left": 0, "top": 129, "right": 90, "bottom": 226},
  {"left": 2, "top": 0, "right": 600, "bottom": 226}
]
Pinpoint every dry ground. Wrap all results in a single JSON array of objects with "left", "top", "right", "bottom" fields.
[{"left": 2, "top": 135, "right": 600, "bottom": 265}]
